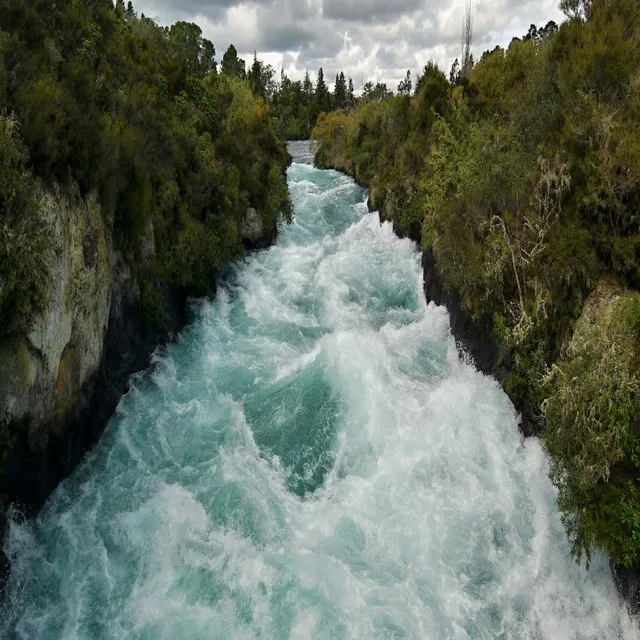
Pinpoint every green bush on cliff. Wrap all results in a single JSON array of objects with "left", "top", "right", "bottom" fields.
[{"left": 543, "top": 286, "right": 640, "bottom": 567}]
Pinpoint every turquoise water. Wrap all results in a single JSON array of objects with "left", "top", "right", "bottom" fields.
[{"left": 1, "top": 145, "right": 636, "bottom": 638}]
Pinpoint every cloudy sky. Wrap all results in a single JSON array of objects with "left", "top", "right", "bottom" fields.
[{"left": 133, "top": 0, "right": 564, "bottom": 90}]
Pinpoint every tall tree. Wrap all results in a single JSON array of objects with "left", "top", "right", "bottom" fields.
[
  {"left": 315, "top": 67, "right": 331, "bottom": 113},
  {"left": 200, "top": 39, "right": 216, "bottom": 74},
  {"left": 168, "top": 22, "right": 203, "bottom": 75},
  {"left": 334, "top": 71, "right": 347, "bottom": 109},
  {"left": 302, "top": 70, "right": 314, "bottom": 105},
  {"left": 247, "top": 52, "right": 275, "bottom": 100},
  {"left": 461, "top": 1, "right": 474, "bottom": 78},
  {"left": 221, "top": 44, "right": 246, "bottom": 78},
  {"left": 347, "top": 78, "right": 355, "bottom": 109},
  {"left": 249, "top": 52, "right": 262, "bottom": 95}
]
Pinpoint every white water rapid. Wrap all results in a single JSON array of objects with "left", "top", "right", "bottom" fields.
[{"left": 0, "top": 142, "right": 635, "bottom": 639}]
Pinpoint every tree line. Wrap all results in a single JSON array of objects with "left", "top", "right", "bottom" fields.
[{"left": 0, "top": 0, "right": 293, "bottom": 341}]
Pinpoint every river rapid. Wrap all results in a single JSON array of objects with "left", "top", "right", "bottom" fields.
[{"left": 0, "top": 142, "right": 635, "bottom": 639}]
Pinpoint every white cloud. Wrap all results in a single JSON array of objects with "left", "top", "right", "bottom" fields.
[{"left": 132, "top": 0, "right": 564, "bottom": 89}]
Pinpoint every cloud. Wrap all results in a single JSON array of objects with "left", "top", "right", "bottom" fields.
[
  {"left": 322, "top": 0, "right": 425, "bottom": 22},
  {"left": 132, "top": 0, "right": 564, "bottom": 89}
]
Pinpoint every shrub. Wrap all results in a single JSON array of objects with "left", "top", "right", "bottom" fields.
[{"left": 543, "top": 284, "right": 640, "bottom": 566}]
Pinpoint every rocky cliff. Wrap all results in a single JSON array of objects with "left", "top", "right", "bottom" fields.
[{"left": 0, "top": 188, "right": 274, "bottom": 597}]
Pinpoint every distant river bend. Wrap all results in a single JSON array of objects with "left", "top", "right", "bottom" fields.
[{"left": 0, "top": 142, "right": 635, "bottom": 639}]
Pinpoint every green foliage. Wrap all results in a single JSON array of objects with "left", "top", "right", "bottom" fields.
[
  {"left": 0, "top": 0, "right": 292, "bottom": 339},
  {"left": 0, "top": 114, "right": 48, "bottom": 338},
  {"left": 221, "top": 44, "right": 246, "bottom": 79},
  {"left": 314, "top": 0, "right": 640, "bottom": 568},
  {"left": 167, "top": 217, "right": 222, "bottom": 294},
  {"left": 543, "top": 286, "right": 640, "bottom": 567},
  {"left": 264, "top": 163, "right": 293, "bottom": 233}
]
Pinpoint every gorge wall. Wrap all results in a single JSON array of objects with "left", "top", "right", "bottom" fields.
[{"left": 0, "top": 186, "right": 275, "bottom": 598}]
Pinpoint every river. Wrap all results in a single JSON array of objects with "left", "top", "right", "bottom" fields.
[{"left": 0, "top": 142, "right": 635, "bottom": 638}]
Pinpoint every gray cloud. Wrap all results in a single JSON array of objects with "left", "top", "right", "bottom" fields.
[
  {"left": 133, "top": 0, "right": 564, "bottom": 89},
  {"left": 322, "top": 0, "right": 425, "bottom": 22}
]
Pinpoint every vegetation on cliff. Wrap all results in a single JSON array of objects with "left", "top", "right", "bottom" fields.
[
  {"left": 313, "top": 0, "right": 640, "bottom": 569},
  {"left": 0, "top": 1, "right": 292, "bottom": 459}
]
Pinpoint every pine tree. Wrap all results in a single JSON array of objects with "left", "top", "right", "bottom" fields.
[
  {"left": 249, "top": 52, "right": 261, "bottom": 95},
  {"left": 302, "top": 70, "right": 314, "bottom": 106},
  {"left": 347, "top": 78, "right": 355, "bottom": 109},
  {"left": 221, "top": 44, "right": 246, "bottom": 79},
  {"left": 334, "top": 71, "right": 347, "bottom": 109},
  {"left": 315, "top": 67, "right": 331, "bottom": 113}
]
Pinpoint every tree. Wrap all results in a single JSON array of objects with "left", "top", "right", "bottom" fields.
[
  {"left": 539, "top": 20, "right": 558, "bottom": 38},
  {"left": 461, "top": 1, "right": 474, "bottom": 78},
  {"left": 126, "top": 1, "right": 135, "bottom": 18},
  {"left": 398, "top": 70, "right": 413, "bottom": 96},
  {"left": 347, "top": 78, "right": 355, "bottom": 109},
  {"left": 221, "top": 44, "right": 245, "bottom": 78},
  {"left": 168, "top": 22, "right": 203, "bottom": 75},
  {"left": 362, "top": 81, "right": 391, "bottom": 102},
  {"left": 560, "top": 0, "right": 593, "bottom": 19},
  {"left": 314, "top": 67, "right": 331, "bottom": 113},
  {"left": 334, "top": 71, "right": 347, "bottom": 109},
  {"left": 247, "top": 52, "right": 275, "bottom": 100},
  {"left": 302, "top": 70, "right": 314, "bottom": 105},
  {"left": 249, "top": 52, "right": 261, "bottom": 95},
  {"left": 200, "top": 39, "right": 216, "bottom": 74}
]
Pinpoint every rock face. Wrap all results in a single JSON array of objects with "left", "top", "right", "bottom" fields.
[
  {"left": 241, "top": 207, "right": 275, "bottom": 251},
  {"left": 240, "top": 207, "right": 264, "bottom": 244},
  {"left": 0, "top": 191, "right": 279, "bottom": 599},
  {"left": 612, "top": 557, "right": 640, "bottom": 614},
  {"left": 0, "top": 187, "right": 111, "bottom": 436},
  {"left": 0, "top": 187, "right": 182, "bottom": 592},
  {"left": 241, "top": 207, "right": 276, "bottom": 251}
]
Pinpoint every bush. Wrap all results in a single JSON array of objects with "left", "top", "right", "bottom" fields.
[{"left": 543, "top": 284, "right": 640, "bottom": 566}]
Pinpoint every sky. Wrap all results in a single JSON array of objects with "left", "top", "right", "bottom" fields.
[{"left": 132, "top": 0, "right": 564, "bottom": 90}]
